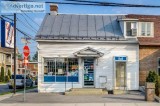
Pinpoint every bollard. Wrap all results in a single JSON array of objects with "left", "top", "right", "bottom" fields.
[{"left": 145, "top": 82, "right": 155, "bottom": 101}]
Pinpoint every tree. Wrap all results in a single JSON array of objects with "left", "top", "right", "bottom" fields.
[
  {"left": 8, "top": 69, "right": 11, "bottom": 77},
  {"left": 17, "top": 53, "right": 23, "bottom": 60},
  {"left": 32, "top": 51, "right": 38, "bottom": 62},
  {"left": 0, "top": 67, "right": 5, "bottom": 82}
]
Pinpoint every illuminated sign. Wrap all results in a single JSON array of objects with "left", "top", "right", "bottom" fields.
[{"left": 1, "top": 19, "right": 14, "bottom": 48}]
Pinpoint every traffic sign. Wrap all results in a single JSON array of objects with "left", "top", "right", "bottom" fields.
[{"left": 23, "top": 45, "right": 30, "bottom": 57}]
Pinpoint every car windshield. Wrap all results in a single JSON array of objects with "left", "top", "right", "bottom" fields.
[{"left": 11, "top": 75, "right": 24, "bottom": 79}]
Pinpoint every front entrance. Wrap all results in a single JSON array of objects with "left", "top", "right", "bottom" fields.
[
  {"left": 83, "top": 58, "right": 94, "bottom": 87},
  {"left": 115, "top": 62, "right": 127, "bottom": 90}
]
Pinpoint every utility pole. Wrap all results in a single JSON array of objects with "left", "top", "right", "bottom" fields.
[{"left": 14, "top": 13, "right": 16, "bottom": 94}]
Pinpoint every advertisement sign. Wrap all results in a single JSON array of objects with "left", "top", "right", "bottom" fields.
[
  {"left": 1, "top": 19, "right": 14, "bottom": 48},
  {"left": 1, "top": 1, "right": 46, "bottom": 13}
]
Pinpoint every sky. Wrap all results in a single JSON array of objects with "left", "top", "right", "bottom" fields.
[{"left": 0, "top": 0, "right": 160, "bottom": 59}]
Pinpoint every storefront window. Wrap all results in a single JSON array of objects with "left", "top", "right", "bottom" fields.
[{"left": 44, "top": 58, "right": 79, "bottom": 82}]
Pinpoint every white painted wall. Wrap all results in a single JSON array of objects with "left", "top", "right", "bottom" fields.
[{"left": 38, "top": 41, "right": 139, "bottom": 92}]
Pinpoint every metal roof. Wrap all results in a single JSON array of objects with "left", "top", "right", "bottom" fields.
[{"left": 36, "top": 14, "right": 125, "bottom": 41}]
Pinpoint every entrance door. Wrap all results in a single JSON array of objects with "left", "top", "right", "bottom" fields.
[
  {"left": 83, "top": 58, "right": 94, "bottom": 87},
  {"left": 115, "top": 62, "right": 126, "bottom": 89}
]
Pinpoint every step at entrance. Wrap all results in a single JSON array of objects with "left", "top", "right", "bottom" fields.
[{"left": 65, "top": 88, "right": 108, "bottom": 95}]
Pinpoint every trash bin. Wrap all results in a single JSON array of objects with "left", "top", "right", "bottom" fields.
[{"left": 145, "top": 82, "right": 155, "bottom": 101}]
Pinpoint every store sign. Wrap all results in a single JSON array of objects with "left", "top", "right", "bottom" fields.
[
  {"left": 1, "top": 1, "right": 46, "bottom": 13},
  {"left": 114, "top": 56, "right": 127, "bottom": 61},
  {"left": 1, "top": 19, "right": 14, "bottom": 48}
]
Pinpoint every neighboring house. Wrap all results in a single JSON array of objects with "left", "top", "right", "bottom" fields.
[
  {"left": 0, "top": 46, "right": 13, "bottom": 76},
  {"left": 35, "top": 4, "right": 139, "bottom": 92},
  {"left": 17, "top": 59, "right": 38, "bottom": 77},
  {"left": 126, "top": 15, "right": 160, "bottom": 86},
  {"left": 27, "top": 62, "right": 38, "bottom": 77}
]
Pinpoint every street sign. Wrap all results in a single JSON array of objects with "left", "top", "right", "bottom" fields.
[{"left": 23, "top": 45, "right": 30, "bottom": 57}]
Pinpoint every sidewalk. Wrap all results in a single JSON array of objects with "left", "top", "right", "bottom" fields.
[{"left": 0, "top": 103, "right": 159, "bottom": 106}]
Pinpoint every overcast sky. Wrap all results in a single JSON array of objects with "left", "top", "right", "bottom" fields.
[{"left": 0, "top": 0, "right": 160, "bottom": 58}]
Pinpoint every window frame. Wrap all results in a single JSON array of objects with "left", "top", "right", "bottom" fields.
[
  {"left": 139, "top": 22, "right": 154, "bottom": 37},
  {"left": 43, "top": 57, "right": 79, "bottom": 83},
  {"left": 125, "top": 21, "right": 138, "bottom": 36}
]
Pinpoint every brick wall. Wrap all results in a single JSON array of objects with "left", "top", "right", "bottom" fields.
[
  {"left": 139, "top": 46, "right": 160, "bottom": 86},
  {"left": 126, "top": 15, "right": 160, "bottom": 86}
]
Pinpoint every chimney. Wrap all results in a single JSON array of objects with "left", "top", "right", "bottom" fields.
[{"left": 50, "top": 4, "right": 58, "bottom": 15}]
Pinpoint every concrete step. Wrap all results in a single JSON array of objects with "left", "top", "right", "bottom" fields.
[
  {"left": 71, "top": 88, "right": 103, "bottom": 92},
  {"left": 113, "top": 90, "right": 128, "bottom": 95},
  {"left": 65, "top": 88, "right": 108, "bottom": 95}
]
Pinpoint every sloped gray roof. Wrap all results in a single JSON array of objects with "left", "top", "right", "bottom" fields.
[{"left": 36, "top": 14, "right": 125, "bottom": 41}]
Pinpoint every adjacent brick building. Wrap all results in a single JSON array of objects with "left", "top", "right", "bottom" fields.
[{"left": 126, "top": 14, "right": 160, "bottom": 86}]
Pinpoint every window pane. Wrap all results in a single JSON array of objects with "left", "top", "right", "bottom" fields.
[
  {"left": 158, "top": 58, "right": 160, "bottom": 66},
  {"left": 147, "top": 23, "right": 151, "bottom": 36},
  {"left": 126, "top": 22, "right": 131, "bottom": 36},
  {"left": 56, "top": 58, "right": 67, "bottom": 76},
  {"left": 158, "top": 68, "right": 160, "bottom": 76},
  {"left": 44, "top": 58, "right": 79, "bottom": 82},
  {"left": 141, "top": 23, "right": 145, "bottom": 36}
]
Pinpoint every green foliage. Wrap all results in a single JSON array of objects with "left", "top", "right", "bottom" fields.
[
  {"left": 32, "top": 51, "right": 38, "bottom": 62},
  {"left": 155, "top": 76, "right": 160, "bottom": 96},
  {"left": 5, "top": 75, "right": 10, "bottom": 82},
  {"left": 146, "top": 71, "right": 158, "bottom": 83},
  {"left": 17, "top": 53, "right": 23, "bottom": 60},
  {"left": 8, "top": 69, "right": 11, "bottom": 77},
  {"left": 0, "top": 67, "right": 5, "bottom": 82}
]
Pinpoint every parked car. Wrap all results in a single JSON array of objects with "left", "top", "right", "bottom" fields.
[{"left": 8, "top": 75, "right": 33, "bottom": 89}]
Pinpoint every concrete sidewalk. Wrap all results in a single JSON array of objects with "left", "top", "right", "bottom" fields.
[{"left": 0, "top": 103, "right": 159, "bottom": 106}]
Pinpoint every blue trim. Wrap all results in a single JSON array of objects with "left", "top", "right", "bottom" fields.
[
  {"left": 114, "top": 56, "right": 127, "bottom": 61},
  {"left": 56, "top": 76, "right": 67, "bottom": 82},
  {"left": 44, "top": 76, "right": 55, "bottom": 82},
  {"left": 44, "top": 76, "right": 79, "bottom": 82},
  {"left": 68, "top": 76, "right": 79, "bottom": 82},
  {"left": 1, "top": 19, "right": 5, "bottom": 47}
]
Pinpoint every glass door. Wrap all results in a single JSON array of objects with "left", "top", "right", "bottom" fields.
[
  {"left": 83, "top": 58, "right": 94, "bottom": 87},
  {"left": 116, "top": 62, "right": 126, "bottom": 89}
]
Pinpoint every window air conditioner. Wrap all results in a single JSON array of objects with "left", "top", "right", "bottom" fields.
[{"left": 131, "top": 29, "right": 137, "bottom": 36}]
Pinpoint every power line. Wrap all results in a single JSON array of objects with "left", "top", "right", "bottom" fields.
[
  {"left": 46, "top": 1, "right": 160, "bottom": 8},
  {"left": 23, "top": 13, "right": 40, "bottom": 27},
  {"left": 17, "top": 18, "right": 37, "bottom": 33},
  {"left": 0, "top": 15, "right": 35, "bottom": 41},
  {"left": 19, "top": 14, "right": 38, "bottom": 32}
]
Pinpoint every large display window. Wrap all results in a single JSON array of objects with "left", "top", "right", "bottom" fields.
[{"left": 44, "top": 58, "right": 79, "bottom": 82}]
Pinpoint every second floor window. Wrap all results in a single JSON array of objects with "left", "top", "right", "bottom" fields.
[
  {"left": 140, "top": 22, "right": 153, "bottom": 36},
  {"left": 126, "top": 22, "right": 137, "bottom": 36}
]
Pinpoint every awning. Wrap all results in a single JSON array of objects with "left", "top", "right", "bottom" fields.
[{"left": 73, "top": 47, "right": 104, "bottom": 58}]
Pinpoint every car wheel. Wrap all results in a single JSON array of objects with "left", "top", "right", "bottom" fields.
[{"left": 9, "top": 86, "right": 13, "bottom": 89}]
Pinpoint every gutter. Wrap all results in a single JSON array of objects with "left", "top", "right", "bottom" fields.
[{"left": 35, "top": 39, "right": 139, "bottom": 44}]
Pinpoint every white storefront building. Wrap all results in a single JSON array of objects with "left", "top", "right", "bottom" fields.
[{"left": 36, "top": 5, "right": 139, "bottom": 92}]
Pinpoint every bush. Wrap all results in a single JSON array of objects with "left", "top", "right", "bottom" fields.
[
  {"left": 155, "top": 76, "right": 160, "bottom": 97},
  {"left": 146, "top": 71, "right": 160, "bottom": 96},
  {"left": 8, "top": 69, "right": 11, "bottom": 78},
  {"left": 146, "top": 71, "right": 157, "bottom": 83},
  {"left": 5, "top": 75, "right": 10, "bottom": 82},
  {"left": 0, "top": 67, "right": 5, "bottom": 82}
]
